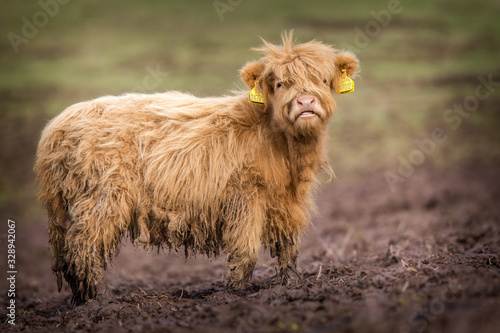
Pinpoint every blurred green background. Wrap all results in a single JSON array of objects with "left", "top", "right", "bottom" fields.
[{"left": 1, "top": 0, "right": 499, "bottom": 222}]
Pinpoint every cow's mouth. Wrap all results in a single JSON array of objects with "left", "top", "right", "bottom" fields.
[{"left": 298, "top": 111, "right": 316, "bottom": 118}]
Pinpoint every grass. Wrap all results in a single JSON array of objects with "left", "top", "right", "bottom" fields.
[{"left": 1, "top": 0, "right": 499, "bottom": 221}]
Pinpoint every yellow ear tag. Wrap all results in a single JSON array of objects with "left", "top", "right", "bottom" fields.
[
  {"left": 248, "top": 80, "right": 266, "bottom": 104},
  {"left": 339, "top": 69, "right": 354, "bottom": 94}
]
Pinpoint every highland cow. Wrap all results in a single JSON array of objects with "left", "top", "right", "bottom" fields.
[{"left": 35, "top": 32, "right": 358, "bottom": 305}]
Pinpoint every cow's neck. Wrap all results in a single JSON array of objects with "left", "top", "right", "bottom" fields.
[{"left": 284, "top": 132, "right": 325, "bottom": 199}]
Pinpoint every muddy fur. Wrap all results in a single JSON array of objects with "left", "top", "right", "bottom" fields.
[{"left": 34, "top": 31, "right": 358, "bottom": 305}]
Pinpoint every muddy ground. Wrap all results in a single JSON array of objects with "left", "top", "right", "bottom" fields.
[{"left": 1, "top": 163, "right": 499, "bottom": 333}]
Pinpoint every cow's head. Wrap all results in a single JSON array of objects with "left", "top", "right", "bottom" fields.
[{"left": 240, "top": 31, "right": 359, "bottom": 138}]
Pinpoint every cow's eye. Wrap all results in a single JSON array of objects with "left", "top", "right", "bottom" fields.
[
  {"left": 276, "top": 83, "right": 283, "bottom": 88},
  {"left": 323, "top": 79, "right": 328, "bottom": 84}
]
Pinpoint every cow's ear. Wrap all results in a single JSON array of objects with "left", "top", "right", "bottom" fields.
[
  {"left": 240, "top": 61, "right": 265, "bottom": 89},
  {"left": 336, "top": 50, "right": 359, "bottom": 77},
  {"left": 332, "top": 51, "right": 359, "bottom": 93}
]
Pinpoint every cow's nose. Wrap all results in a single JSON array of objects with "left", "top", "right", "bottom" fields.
[{"left": 296, "top": 96, "right": 316, "bottom": 109}]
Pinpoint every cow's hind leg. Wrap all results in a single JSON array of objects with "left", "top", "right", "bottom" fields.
[
  {"left": 61, "top": 191, "right": 131, "bottom": 305},
  {"left": 63, "top": 226, "right": 110, "bottom": 306}
]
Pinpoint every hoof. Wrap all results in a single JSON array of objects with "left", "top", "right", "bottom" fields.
[
  {"left": 279, "top": 266, "right": 302, "bottom": 286},
  {"left": 96, "top": 283, "right": 112, "bottom": 306},
  {"left": 226, "top": 279, "right": 247, "bottom": 290}
]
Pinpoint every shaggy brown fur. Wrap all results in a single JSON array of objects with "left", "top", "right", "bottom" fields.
[{"left": 35, "top": 32, "right": 358, "bottom": 305}]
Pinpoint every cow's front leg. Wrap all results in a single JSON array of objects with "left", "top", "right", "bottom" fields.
[
  {"left": 224, "top": 198, "right": 264, "bottom": 289},
  {"left": 274, "top": 236, "right": 300, "bottom": 285}
]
